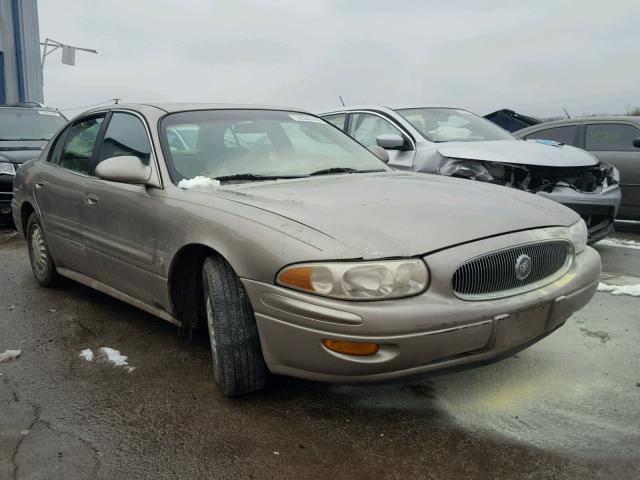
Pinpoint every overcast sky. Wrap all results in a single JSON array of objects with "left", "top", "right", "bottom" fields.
[{"left": 38, "top": 0, "right": 638, "bottom": 118}]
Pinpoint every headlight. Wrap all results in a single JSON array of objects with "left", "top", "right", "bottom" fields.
[
  {"left": 277, "top": 259, "right": 429, "bottom": 300},
  {"left": 0, "top": 161, "right": 16, "bottom": 175},
  {"left": 568, "top": 219, "right": 588, "bottom": 254},
  {"left": 439, "top": 158, "right": 493, "bottom": 182}
]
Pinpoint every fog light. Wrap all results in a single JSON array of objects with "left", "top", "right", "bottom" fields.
[{"left": 322, "top": 339, "right": 380, "bottom": 356}]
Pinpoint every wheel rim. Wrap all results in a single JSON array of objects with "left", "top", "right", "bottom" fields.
[
  {"left": 30, "top": 225, "right": 48, "bottom": 277},
  {"left": 205, "top": 295, "right": 220, "bottom": 373}
]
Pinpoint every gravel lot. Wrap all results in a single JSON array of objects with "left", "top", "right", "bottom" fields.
[{"left": 1, "top": 226, "right": 639, "bottom": 479}]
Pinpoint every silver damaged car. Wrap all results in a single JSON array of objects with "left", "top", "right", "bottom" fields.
[
  {"left": 12, "top": 104, "right": 601, "bottom": 396},
  {"left": 320, "top": 106, "right": 622, "bottom": 243}
]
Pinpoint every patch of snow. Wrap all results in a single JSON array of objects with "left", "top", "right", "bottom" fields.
[
  {"left": 0, "top": 349, "right": 21, "bottom": 363},
  {"left": 97, "top": 347, "right": 135, "bottom": 373},
  {"left": 597, "top": 238, "right": 640, "bottom": 250},
  {"left": 177, "top": 176, "right": 220, "bottom": 190},
  {"left": 79, "top": 349, "right": 94, "bottom": 362},
  {"left": 597, "top": 282, "right": 640, "bottom": 297}
]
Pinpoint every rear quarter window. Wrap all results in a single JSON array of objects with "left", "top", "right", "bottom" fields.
[{"left": 525, "top": 125, "right": 579, "bottom": 146}]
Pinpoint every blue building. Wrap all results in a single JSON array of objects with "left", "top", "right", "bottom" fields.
[{"left": 0, "top": 0, "right": 43, "bottom": 104}]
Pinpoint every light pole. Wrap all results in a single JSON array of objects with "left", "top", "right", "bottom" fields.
[{"left": 41, "top": 38, "right": 97, "bottom": 68}]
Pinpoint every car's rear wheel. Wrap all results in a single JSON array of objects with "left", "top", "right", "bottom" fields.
[
  {"left": 26, "top": 213, "right": 63, "bottom": 287},
  {"left": 202, "top": 255, "right": 267, "bottom": 396}
]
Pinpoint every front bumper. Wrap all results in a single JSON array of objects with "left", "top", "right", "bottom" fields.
[
  {"left": 242, "top": 231, "right": 601, "bottom": 384},
  {"left": 536, "top": 185, "right": 621, "bottom": 243}
]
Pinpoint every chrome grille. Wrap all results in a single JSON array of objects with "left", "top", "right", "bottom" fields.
[{"left": 452, "top": 240, "right": 573, "bottom": 300}]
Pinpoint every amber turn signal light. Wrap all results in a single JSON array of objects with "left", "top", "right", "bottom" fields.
[{"left": 322, "top": 339, "right": 380, "bottom": 356}]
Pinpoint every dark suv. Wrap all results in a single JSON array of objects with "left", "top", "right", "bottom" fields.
[{"left": 0, "top": 103, "right": 66, "bottom": 223}]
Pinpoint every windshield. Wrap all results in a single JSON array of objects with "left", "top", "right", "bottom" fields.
[
  {"left": 0, "top": 108, "right": 66, "bottom": 141},
  {"left": 396, "top": 108, "right": 514, "bottom": 143},
  {"left": 160, "top": 109, "right": 389, "bottom": 183}
]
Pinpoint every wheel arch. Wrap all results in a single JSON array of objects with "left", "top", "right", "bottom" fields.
[
  {"left": 20, "top": 201, "right": 36, "bottom": 238},
  {"left": 167, "top": 243, "right": 234, "bottom": 330}
]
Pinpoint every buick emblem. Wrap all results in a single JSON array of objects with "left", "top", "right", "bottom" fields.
[{"left": 515, "top": 254, "right": 532, "bottom": 281}]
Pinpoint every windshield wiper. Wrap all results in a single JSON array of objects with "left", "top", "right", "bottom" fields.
[
  {"left": 213, "top": 173, "right": 306, "bottom": 183},
  {"left": 309, "top": 167, "right": 385, "bottom": 176}
]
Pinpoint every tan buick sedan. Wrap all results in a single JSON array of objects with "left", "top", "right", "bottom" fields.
[{"left": 12, "top": 104, "right": 601, "bottom": 396}]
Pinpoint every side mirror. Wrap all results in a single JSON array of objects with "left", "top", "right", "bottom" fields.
[
  {"left": 368, "top": 145, "right": 390, "bottom": 163},
  {"left": 633, "top": 137, "right": 640, "bottom": 149},
  {"left": 95, "top": 155, "right": 151, "bottom": 184},
  {"left": 376, "top": 134, "right": 406, "bottom": 150}
]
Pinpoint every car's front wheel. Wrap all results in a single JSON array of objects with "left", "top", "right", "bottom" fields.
[
  {"left": 202, "top": 255, "right": 267, "bottom": 396},
  {"left": 26, "top": 213, "right": 63, "bottom": 287}
]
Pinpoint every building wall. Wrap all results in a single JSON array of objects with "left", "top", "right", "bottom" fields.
[{"left": 0, "top": 0, "right": 43, "bottom": 104}]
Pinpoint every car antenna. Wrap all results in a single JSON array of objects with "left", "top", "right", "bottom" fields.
[
  {"left": 338, "top": 96, "right": 346, "bottom": 107},
  {"left": 562, "top": 107, "right": 571, "bottom": 119}
]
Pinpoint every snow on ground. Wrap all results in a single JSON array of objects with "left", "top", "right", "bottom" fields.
[
  {"left": 597, "top": 282, "right": 640, "bottom": 297},
  {"left": 0, "top": 349, "right": 21, "bottom": 363},
  {"left": 177, "top": 176, "right": 220, "bottom": 189},
  {"left": 79, "top": 349, "right": 94, "bottom": 362},
  {"left": 79, "top": 347, "right": 135, "bottom": 372},
  {"left": 597, "top": 238, "right": 640, "bottom": 250}
]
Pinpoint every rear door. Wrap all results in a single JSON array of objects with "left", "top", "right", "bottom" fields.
[
  {"left": 79, "top": 111, "right": 169, "bottom": 309},
  {"left": 33, "top": 114, "right": 106, "bottom": 274},
  {"left": 583, "top": 122, "right": 640, "bottom": 219}
]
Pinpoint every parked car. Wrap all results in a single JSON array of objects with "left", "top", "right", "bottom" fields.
[
  {"left": 12, "top": 103, "right": 600, "bottom": 396},
  {"left": 319, "top": 106, "right": 621, "bottom": 243},
  {"left": 484, "top": 108, "right": 542, "bottom": 133},
  {"left": 0, "top": 103, "right": 66, "bottom": 223},
  {"left": 514, "top": 117, "right": 640, "bottom": 222}
]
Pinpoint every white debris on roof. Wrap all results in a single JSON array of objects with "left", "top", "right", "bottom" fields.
[
  {"left": 177, "top": 176, "right": 220, "bottom": 189},
  {"left": 0, "top": 349, "right": 21, "bottom": 363},
  {"left": 597, "top": 282, "right": 640, "bottom": 297},
  {"left": 597, "top": 238, "right": 640, "bottom": 250},
  {"left": 79, "top": 349, "right": 94, "bottom": 362},
  {"left": 97, "top": 347, "right": 136, "bottom": 373}
]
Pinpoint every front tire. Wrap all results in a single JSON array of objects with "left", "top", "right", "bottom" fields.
[
  {"left": 202, "top": 255, "right": 267, "bottom": 396},
  {"left": 26, "top": 213, "right": 63, "bottom": 287}
]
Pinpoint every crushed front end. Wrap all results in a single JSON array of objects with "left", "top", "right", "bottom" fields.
[{"left": 439, "top": 158, "right": 621, "bottom": 243}]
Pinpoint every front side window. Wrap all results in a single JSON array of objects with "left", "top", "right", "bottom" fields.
[
  {"left": 98, "top": 113, "right": 152, "bottom": 165},
  {"left": 160, "top": 110, "right": 388, "bottom": 182},
  {"left": 59, "top": 116, "right": 105, "bottom": 174},
  {"left": 524, "top": 126, "right": 578, "bottom": 146},
  {"left": 585, "top": 123, "right": 640, "bottom": 151},
  {"left": 0, "top": 108, "right": 66, "bottom": 141},
  {"left": 397, "top": 108, "right": 514, "bottom": 143},
  {"left": 323, "top": 113, "right": 346, "bottom": 131},
  {"left": 350, "top": 113, "right": 405, "bottom": 147}
]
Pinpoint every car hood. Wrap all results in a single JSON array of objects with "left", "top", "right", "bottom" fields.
[
  {"left": 0, "top": 141, "right": 46, "bottom": 164},
  {"left": 210, "top": 172, "right": 578, "bottom": 258},
  {"left": 436, "top": 140, "right": 598, "bottom": 167}
]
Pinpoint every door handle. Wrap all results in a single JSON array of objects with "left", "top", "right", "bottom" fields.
[
  {"left": 35, "top": 182, "right": 44, "bottom": 189},
  {"left": 84, "top": 192, "right": 99, "bottom": 206}
]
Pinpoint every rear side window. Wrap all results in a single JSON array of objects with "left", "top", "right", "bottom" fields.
[
  {"left": 98, "top": 113, "right": 152, "bottom": 165},
  {"left": 525, "top": 125, "right": 578, "bottom": 146},
  {"left": 323, "top": 113, "right": 346, "bottom": 131},
  {"left": 585, "top": 123, "right": 640, "bottom": 151},
  {"left": 58, "top": 116, "right": 105, "bottom": 174}
]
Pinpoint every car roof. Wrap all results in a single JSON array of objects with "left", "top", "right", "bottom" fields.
[
  {"left": 86, "top": 102, "right": 310, "bottom": 114},
  {"left": 514, "top": 115, "right": 640, "bottom": 135},
  {"left": 317, "top": 104, "right": 472, "bottom": 115}
]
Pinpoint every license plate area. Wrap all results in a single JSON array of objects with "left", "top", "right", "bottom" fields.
[{"left": 493, "top": 303, "right": 552, "bottom": 350}]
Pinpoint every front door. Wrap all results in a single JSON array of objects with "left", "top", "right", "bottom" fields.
[
  {"left": 584, "top": 122, "right": 640, "bottom": 220},
  {"left": 348, "top": 112, "right": 416, "bottom": 170},
  {"left": 79, "top": 112, "right": 169, "bottom": 310}
]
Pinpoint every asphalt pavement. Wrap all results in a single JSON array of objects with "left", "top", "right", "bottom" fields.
[{"left": 1, "top": 227, "right": 639, "bottom": 479}]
